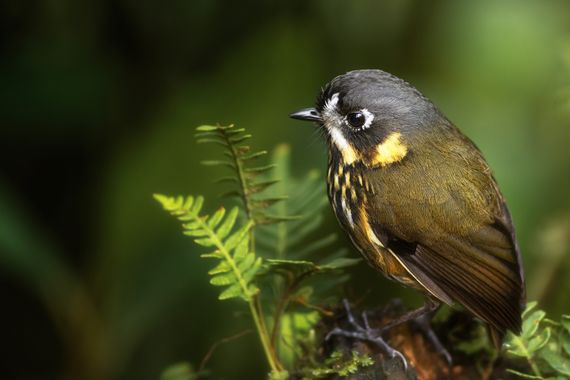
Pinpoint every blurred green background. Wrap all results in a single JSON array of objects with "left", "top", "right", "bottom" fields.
[{"left": 1, "top": 0, "right": 570, "bottom": 379}]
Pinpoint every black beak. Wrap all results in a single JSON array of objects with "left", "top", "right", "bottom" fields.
[{"left": 289, "top": 108, "right": 322, "bottom": 122}]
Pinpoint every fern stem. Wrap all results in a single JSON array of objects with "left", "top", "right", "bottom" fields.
[
  {"left": 248, "top": 300, "right": 278, "bottom": 372},
  {"left": 252, "top": 294, "right": 283, "bottom": 372},
  {"left": 209, "top": 129, "right": 283, "bottom": 372},
  {"left": 271, "top": 275, "right": 295, "bottom": 348},
  {"left": 219, "top": 127, "right": 256, "bottom": 250},
  {"left": 193, "top": 216, "right": 280, "bottom": 372},
  {"left": 270, "top": 270, "right": 312, "bottom": 350}
]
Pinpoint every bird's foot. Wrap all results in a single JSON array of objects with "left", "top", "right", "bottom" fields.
[
  {"left": 326, "top": 299, "right": 409, "bottom": 370},
  {"left": 412, "top": 314, "right": 452, "bottom": 365}
]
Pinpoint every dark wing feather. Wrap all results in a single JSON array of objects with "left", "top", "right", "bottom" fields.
[
  {"left": 368, "top": 128, "right": 525, "bottom": 337},
  {"left": 390, "top": 228, "right": 523, "bottom": 335}
]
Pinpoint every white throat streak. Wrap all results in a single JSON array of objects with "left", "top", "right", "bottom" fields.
[{"left": 328, "top": 126, "right": 358, "bottom": 165}]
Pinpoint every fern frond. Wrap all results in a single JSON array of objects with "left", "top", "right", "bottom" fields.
[
  {"left": 262, "top": 257, "right": 361, "bottom": 279},
  {"left": 256, "top": 144, "right": 355, "bottom": 267},
  {"left": 154, "top": 194, "right": 262, "bottom": 301},
  {"left": 195, "top": 124, "right": 285, "bottom": 225}
]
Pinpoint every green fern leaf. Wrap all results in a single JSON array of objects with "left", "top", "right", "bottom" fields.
[
  {"left": 218, "top": 283, "right": 243, "bottom": 300},
  {"left": 194, "top": 124, "right": 285, "bottom": 226},
  {"left": 207, "top": 208, "right": 226, "bottom": 228},
  {"left": 216, "top": 207, "right": 238, "bottom": 239},
  {"left": 262, "top": 258, "right": 360, "bottom": 278},
  {"left": 154, "top": 194, "right": 261, "bottom": 302},
  {"left": 208, "top": 261, "right": 231, "bottom": 275}
]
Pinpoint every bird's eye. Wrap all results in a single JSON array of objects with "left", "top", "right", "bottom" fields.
[{"left": 346, "top": 112, "right": 366, "bottom": 129}]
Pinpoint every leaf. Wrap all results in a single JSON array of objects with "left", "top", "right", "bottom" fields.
[
  {"left": 541, "top": 349, "right": 570, "bottom": 375},
  {"left": 248, "top": 179, "right": 280, "bottom": 194},
  {"left": 224, "top": 222, "right": 252, "bottom": 251},
  {"left": 155, "top": 195, "right": 260, "bottom": 302},
  {"left": 244, "top": 164, "right": 276, "bottom": 173},
  {"left": 527, "top": 327, "right": 551, "bottom": 353},
  {"left": 216, "top": 207, "right": 238, "bottom": 239},
  {"left": 195, "top": 125, "right": 220, "bottom": 132},
  {"left": 561, "top": 315, "right": 570, "bottom": 333},
  {"left": 264, "top": 259, "right": 318, "bottom": 274},
  {"left": 214, "top": 176, "right": 239, "bottom": 185},
  {"left": 561, "top": 330, "right": 570, "bottom": 356},
  {"left": 254, "top": 145, "right": 351, "bottom": 268},
  {"left": 522, "top": 310, "right": 546, "bottom": 340},
  {"left": 218, "top": 283, "right": 243, "bottom": 300},
  {"left": 250, "top": 197, "right": 288, "bottom": 209},
  {"left": 506, "top": 334, "right": 531, "bottom": 357},
  {"left": 229, "top": 134, "right": 252, "bottom": 144},
  {"left": 208, "top": 261, "right": 231, "bottom": 275},
  {"left": 192, "top": 237, "right": 213, "bottom": 247},
  {"left": 237, "top": 252, "right": 255, "bottom": 272},
  {"left": 200, "top": 251, "right": 223, "bottom": 259},
  {"left": 242, "top": 258, "right": 262, "bottom": 282},
  {"left": 160, "top": 362, "right": 197, "bottom": 380},
  {"left": 210, "top": 273, "right": 233, "bottom": 286},
  {"left": 195, "top": 138, "right": 227, "bottom": 147},
  {"left": 320, "top": 257, "right": 361, "bottom": 270},
  {"left": 523, "top": 301, "right": 539, "bottom": 318},
  {"left": 241, "top": 150, "right": 268, "bottom": 161},
  {"left": 505, "top": 369, "right": 545, "bottom": 379},
  {"left": 191, "top": 196, "right": 204, "bottom": 215},
  {"left": 207, "top": 208, "right": 226, "bottom": 228},
  {"left": 200, "top": 160, "right": 235, "bottom": 168},
  {"left": 262, "top": 257, "right": 360, "bottom": 278},
  {"left": 194, "top": 124, "right": 279, "bottom": 225},
  {"left": 181, "top": 229, "right": 208, "bottom": 237}
]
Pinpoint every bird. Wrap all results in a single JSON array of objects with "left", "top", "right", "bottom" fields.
[{"left": 290, "top": 69, "right": 526, "bottom": 363}]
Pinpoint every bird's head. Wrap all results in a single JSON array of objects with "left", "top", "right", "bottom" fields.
[{"left": 290, "top": 70, "right": 444, "bottom": 167}]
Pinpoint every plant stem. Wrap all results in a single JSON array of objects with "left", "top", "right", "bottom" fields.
[
  {"left": 511, "top": 335, "right": 542, "bottom": 377},
  {"left": 193, "top": 216, "right": 281, "bottom": 373},
  {"left": 249, "top": 296, "right": 282, "bottom": 372},
  {"left": 221, "top": 126, "right": 256, "bottom": 251},
  {"left": 271, "top": 277, "right": 294, "bottom": 347},
  {"left": 270, "top": 271, "right": 312, "bottom": 349}
]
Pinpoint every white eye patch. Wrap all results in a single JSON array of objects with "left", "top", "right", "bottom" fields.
[
  {"left": 323, "top": 92, "right": 375, "bottom": 132},
  {"left": 349, "top": 108, "right": 374, "bottom": 131}
]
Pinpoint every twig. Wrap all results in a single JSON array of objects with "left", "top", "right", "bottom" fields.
[
  {"left": 291, "top": 297, "right": 334, "bottom": 317},
  {"left": 198, "top": 329, "right": 253, "bottom": 372}
]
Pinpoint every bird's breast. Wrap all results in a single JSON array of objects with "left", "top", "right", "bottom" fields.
[
  {"left": 326, "top": 161, "right": 373, "bottom": 231},
  {"left": 326, "top": 159, "right": 417, "bottom": 287}
]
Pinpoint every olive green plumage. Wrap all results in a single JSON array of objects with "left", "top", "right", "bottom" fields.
[{"left": 291, "top": 69, "right": 525, "bottom": 345}]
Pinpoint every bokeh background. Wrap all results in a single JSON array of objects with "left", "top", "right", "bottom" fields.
[{"left": 1, "top": 1, "right": 570, "bottom": 379}]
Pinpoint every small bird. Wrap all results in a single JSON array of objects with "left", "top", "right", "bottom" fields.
[{"left": 290, "top": 69, "right": 526, "bottom": 360}]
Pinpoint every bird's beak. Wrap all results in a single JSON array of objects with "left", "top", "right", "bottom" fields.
[{"left": 289, "top": 108, "right": 322, "bottom": 122}]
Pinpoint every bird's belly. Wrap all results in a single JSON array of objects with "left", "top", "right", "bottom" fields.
[
  {"left": 348, "top": 230, "right": 419, "bottom": 288},
  {"left": 326, "top": 167, "right": 420, "bottom": 290}
]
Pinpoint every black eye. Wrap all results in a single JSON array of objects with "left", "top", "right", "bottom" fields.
[{"left": 347, "top": 112, "right": 365, "bottom": 128}]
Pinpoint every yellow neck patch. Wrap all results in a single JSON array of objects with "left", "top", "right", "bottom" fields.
[
  {"left": 369, "top": 132, "right": 408, "bottom": 167},
  {"left": 341, "top": 147, "right": 359, "bottom": 165}
]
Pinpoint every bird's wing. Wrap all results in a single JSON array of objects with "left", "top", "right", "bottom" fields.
[{"left": 368, "top": 137, "right": 525, "bottom": 336}]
